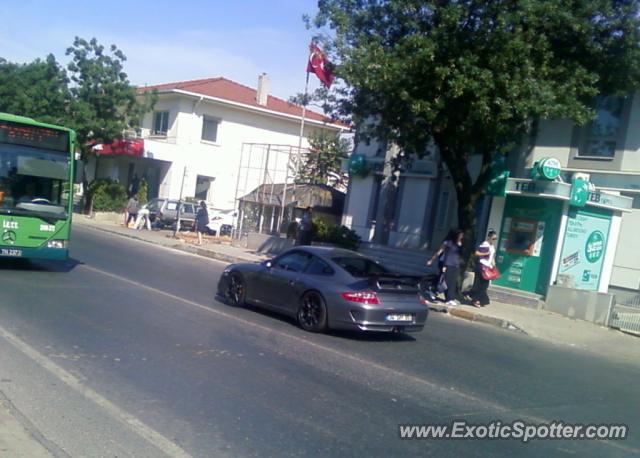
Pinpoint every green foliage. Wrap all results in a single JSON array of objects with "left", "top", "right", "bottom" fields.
[
  {"left": 311, "top": 218, "right": 361, "bottom": 250},
  {"left": 136, "top": 178, "right": 149, "bottom": 205},
  {"left": 89, "top": 179, "right": 127, "bottom": 212},
  {"left": 311, "top": 0, "right": 640, "bottom": 263},
  {"left": 0, "top": 55, "right": 71, "bottom": 125},
  {"left": 66, "top": 37, "right": 156, "bottom": 159},
  {"left": 311, "top": 217, "right": 329, "bottom": 240},
  {"left": 296, "top": 131, "right": 350, "bottom": 188}
]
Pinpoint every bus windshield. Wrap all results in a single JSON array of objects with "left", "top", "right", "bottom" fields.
[{"left": 0, "top": 143, "right": 70, "bottom": 220}]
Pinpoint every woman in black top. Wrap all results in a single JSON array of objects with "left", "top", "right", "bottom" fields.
[
  {"left": 428, "top": 229, "right": 464, "bottom": 305},
  {"left": 195, "top": 201, "right": 209, "bottom": 246}
]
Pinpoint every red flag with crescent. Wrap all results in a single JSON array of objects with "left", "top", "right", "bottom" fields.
[{"left": 306, "top": 42, "right": 334, "bottom": 88}]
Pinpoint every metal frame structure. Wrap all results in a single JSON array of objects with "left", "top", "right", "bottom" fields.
[{"left": 232, "top": 143, "right": 309, "bottom": 238}]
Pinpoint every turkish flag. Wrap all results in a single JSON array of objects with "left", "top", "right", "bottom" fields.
[{"left": 307, "top": 43, "right": 335, "bottom": 88}]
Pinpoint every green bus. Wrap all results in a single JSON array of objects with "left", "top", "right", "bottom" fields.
[{"left": 0, "top": 113, "right": 76, "bottom": 261}]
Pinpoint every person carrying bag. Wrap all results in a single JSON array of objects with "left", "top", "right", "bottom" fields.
[{"left": 468, "top": 230, "right": 499, "bottom": 307}]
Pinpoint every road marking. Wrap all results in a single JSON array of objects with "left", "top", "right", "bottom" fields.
[
  {"left": 78, "top": 265, "right": 523, "bottom": 410},
  {"left": 0, "top": 324, "right": 192, "bottom": 458},
  {"left": 79, "top": 263, "right": 640, "bottom": 456}
]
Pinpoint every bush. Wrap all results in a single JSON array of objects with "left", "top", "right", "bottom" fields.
[
  {"left": 311, "top": 218, "right": 360, "bottom": 250},
  {"left": 89, "top": 179, "right": 128, "bottom": 212}
]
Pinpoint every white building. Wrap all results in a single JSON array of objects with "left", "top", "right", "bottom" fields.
[{"left": 89, "top": 74, "right": 346, "bottom": 210}]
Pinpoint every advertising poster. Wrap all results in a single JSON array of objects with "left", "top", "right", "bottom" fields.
[{"left": 557, "top": 209, "right": 611, "bottom": 291}]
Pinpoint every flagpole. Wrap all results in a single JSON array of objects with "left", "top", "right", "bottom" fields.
[{"left": 280, "top": 50, "right": 311, "bottom": 234}]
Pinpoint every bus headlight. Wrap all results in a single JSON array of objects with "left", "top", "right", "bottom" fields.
[{"left": 47, "top": 240, "right": 67, "bottom": 249}]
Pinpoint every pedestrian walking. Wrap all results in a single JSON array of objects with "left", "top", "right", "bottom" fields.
[
  {"left": 134, "top": 205, "right": 152, "bottom": 231},
  {"left": 195, "top": 201, "right": 209, "bottom": 246},
  {"left": 427, "top": 229, "right": 464, "bottom": 305},
  {"left": 468, "top": 230, "right": 498, "bottom": 307},
  {"left": 297, "top": 207, "right": 313, "bottom": 246},
  {"left": 126, "top": 196, "right": 139, "bottom": 227}
]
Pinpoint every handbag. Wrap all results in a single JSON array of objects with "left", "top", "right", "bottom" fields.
[{"left": 481, "top": 265, "right": 501, "bottom": 281}]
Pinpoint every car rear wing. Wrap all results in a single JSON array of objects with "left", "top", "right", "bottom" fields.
[{"left": 368, "top": 274, "right": 422, "bottom": 293}]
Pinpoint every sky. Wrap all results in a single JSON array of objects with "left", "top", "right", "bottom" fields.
[{"left": 0, "top": 0, "right": 326, "bottom": 102}]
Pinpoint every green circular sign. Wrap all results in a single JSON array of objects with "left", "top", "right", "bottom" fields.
[
  {"left": 585, "top": 230, "right": 605, "bottom": 263},
  {"left": 538, "top": 157, "right": 562, "bottom": 180},
  {"left": 348, "top": 154, "right": 369, "bottom": 177}
]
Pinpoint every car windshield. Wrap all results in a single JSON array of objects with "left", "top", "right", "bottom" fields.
[
  {"left": 0, "top": 143, "right": 69, "bottom": 219},
  {"left": 332, "top": 256, "right": 389, "bottom": 277}
]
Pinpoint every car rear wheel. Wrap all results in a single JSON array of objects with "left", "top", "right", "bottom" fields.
[
  {"left": 227, "top": 272, "right": 246, "bottom": 306},
  {"left": 297, "top": 291, "right": 327, "bottom": 333}
]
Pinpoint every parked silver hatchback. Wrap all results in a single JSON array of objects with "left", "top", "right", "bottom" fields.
[{"left": 146, "top": 198, "right": 197, "bottom": 230}]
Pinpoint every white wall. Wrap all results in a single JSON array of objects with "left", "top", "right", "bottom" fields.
[
  {"left": 610, "top": 208, "right": 640, "bottom": 290},
  {"left": 141, "top": 94, "right": 339, "bottom": 208},
  {"left": 528, "top": 119, "right": 574, "bottom": 168}
]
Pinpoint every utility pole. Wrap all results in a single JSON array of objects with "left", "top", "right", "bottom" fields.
[{"left": 173, "top": 165, "right": 187, "bottom": 238}]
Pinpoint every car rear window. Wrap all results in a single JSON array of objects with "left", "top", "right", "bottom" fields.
[
  {"left": 166, "top": 202, "right": 178, "bottom": 210},
  {"left": 332, "top": 257, "right": 389, "bottom": 277}
]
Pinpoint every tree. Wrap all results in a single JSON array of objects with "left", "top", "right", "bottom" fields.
[
  {"left": 311, "top": 0, "right": 640, "bottom": 264},
  {"left": 65, "top": 37, "right": 156, "bottom": 211},
  {"left": 0, "top": 55, "right": 71, "bottom": 125},
  {"left": 66, "top": 37, "right": 155, "bottom": 158},
  {"left": 296, "top": 130, "right": 350, "bottom": 189}
]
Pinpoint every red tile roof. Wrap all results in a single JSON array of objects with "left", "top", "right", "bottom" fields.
[{"left": 139, "top": 77, "right": 340, "bottom": 126}]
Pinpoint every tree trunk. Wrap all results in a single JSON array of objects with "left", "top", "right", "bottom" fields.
[{"left": 439, "top": 145, "right": 484, "bottom": 273}]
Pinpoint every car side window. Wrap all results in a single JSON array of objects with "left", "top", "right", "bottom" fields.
[
  {"left": 184, "top": 203, "right": 194, "bottom": 214},
  {"left": 273, "top": 252, "right": 311, "bottom": 273},
  {"left": 304, "top": 256, "right": 335, "bottom": 276}
]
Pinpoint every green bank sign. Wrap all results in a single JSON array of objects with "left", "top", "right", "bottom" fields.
[{"left": 531, "top": 157, "right": 562, "bottom": 181}]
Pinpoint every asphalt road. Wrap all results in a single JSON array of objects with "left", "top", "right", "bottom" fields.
[{"left": 0, "top": 225, "right": 638, "bottom": 457}]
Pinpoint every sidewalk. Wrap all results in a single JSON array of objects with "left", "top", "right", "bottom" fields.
[
  {"left": 0, "top": 398, "right": 51, "bottom": 457},
  {"left": 429, "top": 300, "right": 639, "bottom": 364},
  {"left": 74, "top": 215, "right": 639, "bottom": 365},
  {"left": 74, "top": 214, "right": 267, "bottom": 265}
]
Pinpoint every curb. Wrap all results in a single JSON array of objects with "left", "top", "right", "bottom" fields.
[
  {"left": 75, "top": 222, "right": 260, "bottom": 266},
  {"left": 428, "top": 303, "right": 527, "bottom": 334}
]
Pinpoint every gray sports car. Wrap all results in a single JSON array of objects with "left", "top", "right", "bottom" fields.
[{"left": 216, "top": 246, "right": 428, "bottom": 333}]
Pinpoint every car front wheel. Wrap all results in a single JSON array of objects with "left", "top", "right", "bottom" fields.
[
  {"left": 297, "top": 291, "right": 327, "bottom": 333},
  {"left": 227, "top": 272, "right": 246, "bottom": 306}
]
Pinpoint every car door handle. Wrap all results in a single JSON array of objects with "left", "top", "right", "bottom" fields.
[{"left": 288, "top": 280, "right": 296, "bottom": 286}]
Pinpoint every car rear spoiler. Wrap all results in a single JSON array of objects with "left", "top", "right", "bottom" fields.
[{"left": 368, "top": 274, "right": 422, "bottom": 293}]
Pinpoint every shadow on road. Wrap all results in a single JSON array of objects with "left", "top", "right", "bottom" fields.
[
  {"left": 215, "top": 294, "right": 417, "bottom": 342},
  {"left": 0, "top": 257, "right": 83, "bottom": 273}
]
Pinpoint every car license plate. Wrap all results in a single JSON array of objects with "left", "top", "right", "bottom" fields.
[
  {"left": 1, "top": 248, "right": 22, "bottom": 257},
  {"left": 386, "top": 313, "right": 413, "bottom": 322}
]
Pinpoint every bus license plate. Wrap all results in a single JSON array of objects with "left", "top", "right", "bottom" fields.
[
  {"left": 386, "top": 313, "right": 413, "bottom": 322},
  {"left": 1, "top": 248, "right": 22, "bottom": 257}
]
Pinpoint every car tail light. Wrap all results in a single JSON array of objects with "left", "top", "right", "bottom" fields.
[{"left": 341, "top": 292, "right": 380, "bottom": 305}]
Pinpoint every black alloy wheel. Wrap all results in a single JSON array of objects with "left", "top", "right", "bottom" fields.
[
  {"left": 297, "top": 291, "right": 328, "bottom": 333},
  {"left": 227, "top": 272, "right": 246, "bottom": 306}
]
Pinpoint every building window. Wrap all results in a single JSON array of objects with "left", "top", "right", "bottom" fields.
[
  {"left": 152, "top": 111, "right": 169, "bottom": 136},
  {"left": 578, "top": 96, "right": 624, "bottom": 158},
  {"left": 202, "top": 116, "right": 220, "bottom": 143}
]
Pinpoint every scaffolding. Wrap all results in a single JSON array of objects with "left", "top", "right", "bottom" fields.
[{"left": 233, "top": 143, "right": 309, "bottom": 237}]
